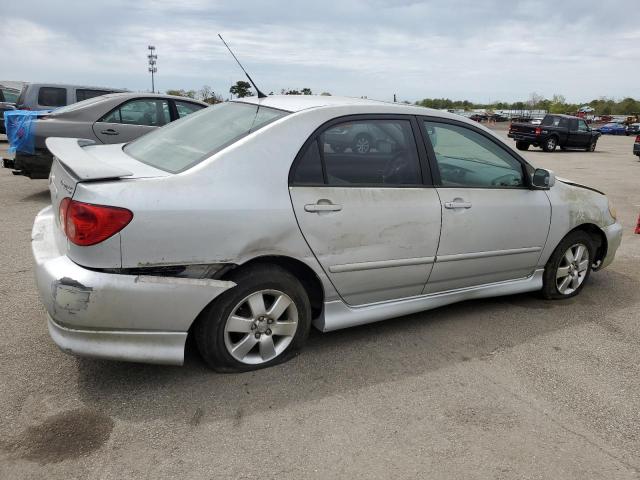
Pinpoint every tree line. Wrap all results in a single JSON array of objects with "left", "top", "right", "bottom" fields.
[
  {"left": 416, "top": 93, "right": 640, "bottom": 115},
  {"left": 166, "top": 81, "right": 329, "bottom": 104}
]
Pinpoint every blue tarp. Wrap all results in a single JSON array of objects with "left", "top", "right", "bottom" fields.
[{"left": 4, "top": 110, "right": 50, "bottom": 155}]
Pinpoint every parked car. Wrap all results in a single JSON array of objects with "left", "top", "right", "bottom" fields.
[
  {"left": 596, "top": 122, "right": 627, "bottom": 135},
  {"left": 0, "top": 84, "right": 20, "bottom": 134},
  {"left": 14, "top": 83, "right": 124, "bottom": 111},
  {"left": 508, "top": 114, "right": 600, "bottom": 152},
  {"left": 634, "top": 134, "right": 640, "bottom": 159},
  {"left": 7, "top": 93, "right": 207, "bottom": 178},
  {"left": 33, "top": 96, "right": 622, "bottom": 371},
  {"left": 625, "top": 123, "right": 640, "bottom": 136}
]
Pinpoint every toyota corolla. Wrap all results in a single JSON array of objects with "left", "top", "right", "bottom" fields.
[{"left": 33, "top": 95, "right": 622, "bottom": 371}]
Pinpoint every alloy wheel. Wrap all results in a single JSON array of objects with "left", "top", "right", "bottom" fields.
[
  {"left": 354, "top": 136, "right": 370, "bottom": 154},
  {"left": 223, "top": 289, "right": 299, "bottom": 365},
  {"left": 555, "top": 243, "right": 590, "bottom": 295}
]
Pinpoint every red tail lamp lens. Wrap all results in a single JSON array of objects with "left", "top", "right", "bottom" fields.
[{"left": 58, "top": 198, "right": 133, "bottom": 246}]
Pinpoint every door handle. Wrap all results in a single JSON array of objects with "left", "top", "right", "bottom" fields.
[
  {"left": 444, "top": 201, "right": 472, "bottom": 209},
  {"left": 100, "top": 129, "right": 119, "bottom": 135},
  {"left": 304, "top": 202, "right": 342, "bottom": 213}
]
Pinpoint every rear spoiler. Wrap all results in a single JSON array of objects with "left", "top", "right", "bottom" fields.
[{"left": 46, "top": 137, "right": 133, "bottom": 181}]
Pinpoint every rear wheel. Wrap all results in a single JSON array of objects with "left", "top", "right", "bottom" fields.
[
  {"left": 515, "top": 141, "right": 530, "bottom": 151},
  {"left": 541, "top": 231, "right": 594, "bottom": 299},
  {"left": 542, "top": 136, "right": 558, "bottom": 152},
  {"left": 352, "top": 133, "right": 372, "bottom": 154},
  {"left": 195, "top": 264, "right": 311, "bottom": 372}
]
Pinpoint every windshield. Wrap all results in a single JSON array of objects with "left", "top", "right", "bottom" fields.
[{"left": 124, "top": 102, "right": 289, "bottom": 173}]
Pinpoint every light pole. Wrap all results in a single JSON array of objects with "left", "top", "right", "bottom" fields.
[{"left": 147, "top": 45, "right": 157, "bottom": 93}]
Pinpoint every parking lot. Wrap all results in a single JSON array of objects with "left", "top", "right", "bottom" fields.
[{"left": 0, "top": 131, "right": 639, "bottom": 479}]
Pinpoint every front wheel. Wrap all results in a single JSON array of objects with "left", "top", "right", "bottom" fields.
[
  {"left": 195, "top": 264, "right": 311, "bottom": 372},
  {"left": 541, "top": 231, "right": 594, "bottom": 300},
  {"left": 586, "top": 141, "right": 597, "bottom": 152},
  {"left": 542, "top": 136, "right": 557, "bottom": 152}
]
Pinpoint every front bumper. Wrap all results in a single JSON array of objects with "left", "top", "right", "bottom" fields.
[
  {"left": 598, "top": 221, "right": 623, "bottom": 270},
  {"left": 32, "top": 206, "right": 235, "bottom": 365}
]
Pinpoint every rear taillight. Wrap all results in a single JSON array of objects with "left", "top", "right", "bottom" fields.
[
  {"left": 635, "top": 135, "right": 640, "bottom": 144},
  {"left": 58, "top": 198, "right": 133, "bottom": 246},
  {"left": 535, "top": 127, "right": 542, "bottom": 136}
]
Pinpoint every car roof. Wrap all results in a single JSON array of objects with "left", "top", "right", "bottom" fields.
[
  {"left": 93, "top": 92, "right": 209, "bottom": 105},
  {"left": 235, "top": 94, "right": 462, "bottom": 120},
  {"left": 23, "top": 83, "right": 126, "bottom": 91}
]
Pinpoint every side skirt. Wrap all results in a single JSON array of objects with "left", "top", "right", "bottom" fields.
[{"left": 314, "top": 269, "right": 544, "bottom": 332}]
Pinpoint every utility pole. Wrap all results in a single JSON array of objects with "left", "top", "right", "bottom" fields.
[{"left": 147, "top": 45, "right": 157, "bottom": 93}]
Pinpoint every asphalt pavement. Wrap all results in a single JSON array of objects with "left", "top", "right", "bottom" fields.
[{"left": 0, "top": 131, "right": 639, "bottom": 479}]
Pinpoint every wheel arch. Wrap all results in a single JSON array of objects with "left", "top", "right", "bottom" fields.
[{"left": 567, "top": 223, "right": 607, "bottom": 268}]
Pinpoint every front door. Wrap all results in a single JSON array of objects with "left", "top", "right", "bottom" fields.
[
  {"left": 420, "top": 119, "right": 551, "bottom": 293},
  {"left": 93, "top": 98, "right": 171, "bottom": 144},
  {"left": 289, "top": 117, "right": 442, "bottom": 306}
]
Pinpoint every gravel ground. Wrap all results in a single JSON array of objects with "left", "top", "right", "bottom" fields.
[{"left": 0, "top": 131, "right": 639, "bottom": 479}]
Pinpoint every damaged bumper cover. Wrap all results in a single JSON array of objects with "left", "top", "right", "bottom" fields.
[
  {"left": 32, "top": 206, "right": 236, "bottom": 365},
  {"left": 597, "top": 221, "right": 623, "bottom": 271}
]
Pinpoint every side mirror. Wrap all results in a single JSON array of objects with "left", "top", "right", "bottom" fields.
[{"left": 532, "top": 168, "right": 555, "bottom": 189}]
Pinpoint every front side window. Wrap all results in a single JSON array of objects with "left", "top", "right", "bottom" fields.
[
  {"left": 38, "top": 87, "right": 67, "bottom": 107},
  {"left": 99, "top": 99, "right": 170, "bottom": 127},
  {"left": 317, "top": 119, "right": 421, "bottom": 185},
  {"left": 578, "top": 120, "right": 589, "bottom": 132},
  {"left": 125, "top": 102, "right": 288, "bottom": 173},
  {"left": 175, "top": 100, "right": 204, "bottom": 118},
  {"left": 423, "top": 121, "right": 524, "bottom": 188}
]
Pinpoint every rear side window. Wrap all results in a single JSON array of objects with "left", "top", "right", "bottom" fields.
[
  {"left": 38, "top": 87, "right": 67, "bottom": 107},
  {"left": 76, "top": 89, "right": 110, "bottom": 102},
  {"left": 175, "top": 100, "right": 204, "bottom": 118}
]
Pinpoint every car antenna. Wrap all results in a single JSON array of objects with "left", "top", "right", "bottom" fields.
[{"left": 218, "top": 34, "right": 266, "bottom": 99}]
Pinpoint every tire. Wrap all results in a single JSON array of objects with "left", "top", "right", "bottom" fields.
[
  {"left": 331, "top": 144, "right": 346, "bottom": 153},
  {"left": 515, "top": 141, "right": 530, "bottom": 151},
  {"left": 542, "top": 136, "right": 558, "bottom": 152},
  {"left": 541, "top": 231, "right": 594, "bottom": 300},
  {"left": 586, "top": 141, "right": 597, "bottom": 152},
  {"left": 195, "top": 264, "right": 311, "bottom": 372},
  {"left": 352, "top": 133, "right": 372, "bottom": 154}
]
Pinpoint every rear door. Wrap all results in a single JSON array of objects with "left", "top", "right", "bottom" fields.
[
  {"left": 420, "top": 118, "right": 551, "bottom": 293},
  {"left": 93, "top": 98, "right": 171, "bottom": 143},
  {"left": 289, "top": 116, "right": 442, "bottom": 306}
]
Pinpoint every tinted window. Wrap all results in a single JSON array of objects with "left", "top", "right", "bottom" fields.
[
  {"left": 577, "top": 120, "right": 589, "bottom": 132},
  {"left": 319, "top": 119, "right": 421, "bottom": 186},
  {"left": 38, "top": 87, "right": 67, "bottom": 107},
  {"left": 124, "top": 102, "right": 288, "bottom": 173},
  {"left": 424, "top": 121, "right": 524, "bottom": 188},
  {"left": 1, "top": 88, "right": 19, "bottom": 103},
  {"left": 292, "top": 139, "right": 323, "bottom": 185},
  {"left": 100, "top": 99, "right": 170, "bottom": 126},
  {"left": 175, "top": 100, "right": 204, "bottom": 118},
  {"left": 76, "top": 89, "right": 110, "bottom": 102}
]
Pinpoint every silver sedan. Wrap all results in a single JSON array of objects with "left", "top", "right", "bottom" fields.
[
  {"left": 11, "top": 92, "right": 207, "bottom": 178},
  {"left": 33, "top": 95, "right": 622, "bottom": 371}
]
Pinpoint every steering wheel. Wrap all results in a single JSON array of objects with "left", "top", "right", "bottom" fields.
[{"left": 382, "top": 152, "right": 411, "bottom": 184}]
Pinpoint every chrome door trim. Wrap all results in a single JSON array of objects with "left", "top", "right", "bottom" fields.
[
  {"left": 314, "top": 269, "right": 544, "bottom": 332},
  {"left": 329, "top": 256, "right": 436, "bottom": 273},
  {"left": 436, "top": 246, "right": 542, "bottom": 263}
]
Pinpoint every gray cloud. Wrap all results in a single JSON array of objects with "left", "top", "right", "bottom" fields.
[{"left": 2, "top": 0, "right": 639, "bottom": 102}]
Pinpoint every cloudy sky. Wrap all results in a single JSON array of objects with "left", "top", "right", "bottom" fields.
[{"left": 2, "top": 0, "right": 639, "bottom": 103}]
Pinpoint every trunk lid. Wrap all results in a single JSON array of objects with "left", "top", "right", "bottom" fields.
[{"left": 46, "top": 137, "right": 169, "bottom": 235}]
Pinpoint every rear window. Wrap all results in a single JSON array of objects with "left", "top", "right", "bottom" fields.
[
  {"left": 1, "top": 88, "right": 19, "bottom": 103},
  {"left": 38, "top": 87, "right": 67, "bottom": 107},
  {"left": 76, "top": 89, "right": 111, "bottom": 102},
  {"left": 124, "top": 102, "right": 288, "bottom": 173}
]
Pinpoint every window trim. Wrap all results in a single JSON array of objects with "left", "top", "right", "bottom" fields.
[
  {"left": 288, "top": 114, "right": 433, "bottom": 188},
  {"left": 417, "top": 116, "right": 535, "bottom": 190}
]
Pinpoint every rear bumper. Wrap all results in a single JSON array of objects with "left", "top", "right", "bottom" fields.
[
  {"left": 598, "top": 222, "right": 623, "bottom": 270},
  {"left": 508, "top": 133, "right": 538, "bottom": 142},
  {"left": 32, "top": 205, "right": 235, "bottom": 365},
  {"left": 633, "top": 144, "right": 640, "bottom": 156},
  {"left": 13, "top": 150, "right": 53, "bottom": 178}
]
